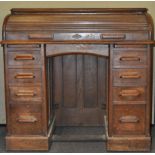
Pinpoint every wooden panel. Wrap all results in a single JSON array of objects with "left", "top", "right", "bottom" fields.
[
  {"left": 84, "top": 55, "right": 98, "bottom": 108},
  {"left": 98, "top": 57, "right": 108, "bottom": 109},
  {"left": 46, "top": 44, "right": 109, "bottom": 57},
  {"left": 107, "top": 136, "right": 151, "bottom": 152},
  {"left": 76, "top": 55, "right": 84, "bottom": 109},
  {"left": 6, "top": 136, "right": 49, "bottom": 151},
  {"left": 53, "top": 57, "right": 63, "bottom": 107},
  {"left": 51, "top": 54, "right": 107, "bottom": 126},
  {"left": 63, "top": 55, "right": 77, "bottom": 108}
]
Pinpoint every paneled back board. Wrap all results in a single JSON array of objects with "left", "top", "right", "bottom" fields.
[{"left": 1, "top": 8, "right": 155, "bottom": 151}]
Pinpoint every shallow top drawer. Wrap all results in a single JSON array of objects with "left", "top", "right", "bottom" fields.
[
  {"left": 7, "top": 50, "right": 42, "bottom": 67},
  {"left": 113, "top": 50, "right": 147, "bottom": 68}
]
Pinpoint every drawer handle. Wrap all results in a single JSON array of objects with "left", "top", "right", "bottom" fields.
[
  {"left": 120, "top": 72, "right": 141, "bottom": 79},
  {"left": 119, "top": 89, "right": 140, "bottom": 97},
  {"left": 15, "top": 73, "right": 35, "bottom": 79},
  {"left": 101, "top": 33, "right": 125, "bottom": 39},
  {"left": 17, "top": 115, "right": 37, "bottom": 123},
  {"left": 14, "top": 54, "right": 35, "bottom": 60},
  {"left": 120, "top": 56, "right": 140, "bottom": 61},
  {"left": 28, "top": 34, "right": 53, "bottom": 39},
  {"left": 16, "top": 90, "right": 36, "bottom": 97},
  {"left": 119, "top": 116, "right": 139, "bottom": 123}
]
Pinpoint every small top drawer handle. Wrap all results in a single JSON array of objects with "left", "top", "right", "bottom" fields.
[
  {"left": 28, "top": 34, "right": 53, "bottom": 39},
  {"left": 119, "top": 116, "right": 139, "bottom": 123},
  {"left": 120, "top": 56, "right": 140, "bottom": 61},
  {"left": 101, "top": 33, "right": 126, "bottom": 39},
  {"left": 14, "top": 54, "right": 34, "bottom": 60}
]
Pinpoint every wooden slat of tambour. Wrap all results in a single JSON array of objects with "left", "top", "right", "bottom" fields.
[{"left": 11, "top": 8, "right": 148, "bottom": 14}]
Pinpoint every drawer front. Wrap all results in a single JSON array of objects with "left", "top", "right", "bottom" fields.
[
  {"left": 7, "top": 51, "right": 41, "bottom": 67},
  {"left": 113, "top": 87, "right": 146, "bottom": 102},
  {"left": 113, "top": 50, "right": 147, "bottom": 68},
  {"left": 9, "top": 103, "right": 42, "bottom": 135},
  {"left": 8, "top": 69, "right": 42, "bottom": 85},
  {"left": 113, "top": 69, "right": 146, "bottom": 86},
  {"left": 9, "top": 86, "right": 42, "bottom": 103},
  {"left": 113, "top": 105, "right": 145, "bottom": 135}
]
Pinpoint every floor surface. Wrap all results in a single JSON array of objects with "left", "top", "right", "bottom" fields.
[{"left": 0, "top": 125, "right": 155, "bottom": 153}]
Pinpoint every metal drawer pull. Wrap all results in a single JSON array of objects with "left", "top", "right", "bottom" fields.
[
  {"left": 119, "top": 89, "right": 140, "bottom": 97},
  {"left": 14, "top": 54, "right": 34, "bottom": 60},
  {"left": 15, "top": 73, "right": 35, "bottom": 79},
  {"left": 72, "top": 34, "right": 82, "bottom": 39},
  {"left": 101, "top": 33, "right": 125, "bottom": 39},
  {"left": 120, "top": 56, "right": 140, "bottom": 61},
  {"left": 120, "top": 72, "right": 141, "bottom": 79},
  {"left": 119, "top": 116, "right": 139, "bottom": 123},
  {"left": 16, "top": 90, "right": 36, "bottom": 97},
  {"left": 28, "top": 34, "right": 53, "bottom": 39},
  {"left": 17, "top": 115, "right": 37, "bottom": 123}
]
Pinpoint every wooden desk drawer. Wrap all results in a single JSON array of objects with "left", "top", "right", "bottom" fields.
[
  {"left": 7, "top": 51, "right": 41, "bottom": 67},
  {"left": 8, "top": 104, "right": 43, "bottom": 135},
  {"left": 9, "top": 86, "right": 42, "bottom": 103},
  {"left": 113, "top": 87, "right": 146, "bottom": 102},
  {"left": 113, "top": 69, "right": 146, "bottom": 86},
  {"left": 113, "top": 50, "right": 147, "bottom": 68},
  {"left": 113, "top": 105, "right": 145, "bottom": 135},
  {"left": 8, "top": 69, "right": 42, "bottom": 85}
]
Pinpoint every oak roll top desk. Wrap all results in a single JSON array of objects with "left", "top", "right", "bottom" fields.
[{"left": 1, "top": 8, "right": 155, "bottom": 151}]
